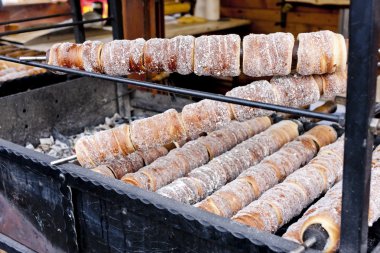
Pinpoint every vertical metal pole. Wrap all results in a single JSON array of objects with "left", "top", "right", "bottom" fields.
[
  {"left": 340, "top": 0, "right": 379, "bottom": 252},
  {"left": 108, "top": 0, "right": 124, "bottom": 39},
  {"left": 69, "top": 0, "right": 85, "bottom": 43},
  {"left": 155, "top": 0, "right": 165, "bottom": 38},
  {"left": 108, "top": 0, "right": 125, "bottom": 117}
]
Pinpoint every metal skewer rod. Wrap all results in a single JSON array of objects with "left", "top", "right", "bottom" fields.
[
  {"left": 289, "top": 236, "right": 317, "bottom": 253},
  {"left": 19, "top": 56, "right": 47, "bottom": 61},
  {"left": 50, "top": 155, "right": 77, "bottom": 165}
]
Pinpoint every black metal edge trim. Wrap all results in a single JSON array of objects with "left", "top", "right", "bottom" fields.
[{"left": 0, "top": 139, "right": 79, "bottom": 253}]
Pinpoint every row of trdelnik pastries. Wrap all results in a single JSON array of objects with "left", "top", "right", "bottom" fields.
[
  {"left": 47, "top": 30, "right": 347, "bottom": 77},
  {"left": 74, "top": 70, "right": 346, "bottom": 169},
  {"left": 282, "top": 144, "right": 380, "bottom": 253}
]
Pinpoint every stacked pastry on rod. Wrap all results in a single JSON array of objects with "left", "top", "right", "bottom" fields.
[
  {"left": 74, "top": 69, "right": 346, "bottom": 164},
  {"left": 194, "top": 125, "right": 337, "bottom": 218},
  {"left": 121, "top": 117, "right": 272, "bottom": 191},
  {"left": 90, "top": 146, "right": 169, "bottom": 179},
  {"left": 78, "top": 115, "right": 271, "bottom": 178},
  {"left": 232, "top": 136, "right": 345, "bottom": 233},
  {"left": 155, "top": 120, "right": 300, "bottom": 204},
  {"left": 282, "top": 145, "right": 380, "bottom": 252},
  {"left": 47, "top": 30, "right": 347, "bottom": 77}
]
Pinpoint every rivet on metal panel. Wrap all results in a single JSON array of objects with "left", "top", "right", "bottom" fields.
[{"left": 59, "top": 173, "right": 66, "bottom": 183}]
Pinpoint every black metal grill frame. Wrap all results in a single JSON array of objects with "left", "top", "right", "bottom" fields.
[{"left": 0, "top": 0, "right": 379, "bottom": 252}]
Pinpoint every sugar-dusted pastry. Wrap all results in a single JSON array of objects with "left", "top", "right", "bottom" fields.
[
  {"left": 144, "top": 38, "right": 169, "bottom": 73},
  {"left": 82, "top": 40, "right": 104, "bottom": 73},
  {"left": 194, "top": 34, "right": 241, "bottom": 76},
  {"left": 195, "top": 125, "right": 336, "bottom": 218},
  {"left": 156, "top": 120, "right": 299, "bottom": 204},
  {"left": 226, "top": 80, "right": 279, "bottom": 121},
  {"left": 232, "top": 137, "right": 344, "bottom": 233},
  {"left": 270, "top": 74, "right": 320, "bottom": 108},
  {"left": 297, "top": 30, "right": 347, "bottom": 75},
  {"left": 130, "top": 109, "right": 187, "bottom": 150},
  {"left": 101, "top": 39, "right": 145, "bottom": 75},
  {"left": 164, "top": 35, "right": 195, "bottom": 75},
  {"left": 181, "top": 99, "right": 232, "bottom": 139},
  {"left": 243, "top": 33, "right": 294, "bottom": 77}
]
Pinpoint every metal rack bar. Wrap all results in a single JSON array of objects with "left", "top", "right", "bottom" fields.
[
  {"left": 0, "top": 55, "right": 344, "bottom": 124},
  {"left": 0, "top": 13, "right": 72, "bottom": 26},
  {"left": 108, "top": 0, "right": 124, "bottom": 39},
  {"left": 0, "top": 18, "right": 110, "bottom": 37},
  {"left": 68, "top": 0, "right": 85, "bottom": 43},
  {"left": 340, "top": 0, "right": 380, "bottom": 252}
]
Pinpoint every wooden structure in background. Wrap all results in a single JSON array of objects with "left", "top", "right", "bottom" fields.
[
  {"left": 220, "top": 0, "right": 344, "bottom": 35},
  {"left": 0, "top": 3, "right": 70, "bottom": 33},
  {"left": 121, "top": 0, "right": 164, "bottom": 39}
]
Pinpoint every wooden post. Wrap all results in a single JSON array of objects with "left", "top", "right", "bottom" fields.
[{"left": 121, "top": 0, "right": 164, "bottom": 39}]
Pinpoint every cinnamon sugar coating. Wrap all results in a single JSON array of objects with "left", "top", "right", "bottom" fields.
[
  {"left": 320, "top": 71, "right": 347, "bottom": 99},
  {"left": 130, "top": 109, "right": 187, "bottom": 150},
  {"left": 144, "top": 38, "right": 169, "bottom": 73},
  {"left": 195, "top": 125, "right": 333, "bottom": 218},
  {"left": 101, "top": 39, "right": 145, "bottom": 75},
  {"left": 165, "top": 35, "right": 194, "bottom": 75},
  {"left": 232, "top": 136, "right": 344, "bottom": 233},
  {"left": 157, "top": 120, "right": 298, "bottom": 205},
  {"left": 297, "top": 30, "right": 347, "bottom": 75},
  {"left": 122, "top": 118, "right": 271, "bottom": 191},
  {"left": 181, "top": 99, "right": 232, "bottom": 139},
  {"left": 194, "top": 34, "right": 241, "bottom": 76},
  {"left": 82, "top": 40, "right": 103, "bottom": 73},
  {"left": 243, "top": 33, "right": 294, "bottom": 77},
  {"left": 270, "top": 74, "right": 320, "bottom": 108},
  {"left": 226, "top": 80, "right": 280, "bottom": 121},
  {"left": 136, "top": 146, "right": 169, "bottom": 166}
]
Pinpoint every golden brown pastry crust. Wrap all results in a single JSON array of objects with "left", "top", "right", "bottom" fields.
[
  {"left": 194, "top": 34, "right": 241, "bottom": 76},
  {"left": 130, "top": 109, "right": 187, "bottom": 150},
  {"left": 297, "top": 31, "right": 347, "bottom": 75},
  {"left": 232, "top": 137, "right": 344, "bottom": 233},
  {"left": 243, "top": 33, "right": 294, "bottom": 77},
  {"left": 82, "top": 40, "right": 104, "bottom": 73},
  {"left": 157, "top": 120, "right": 298, "bottom": 205}
]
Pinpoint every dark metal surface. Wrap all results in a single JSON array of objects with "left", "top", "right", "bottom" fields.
[
  {"left": 68, "top": 0, "right": 85, "bottom": 43},
  {"left": 0, "top": 13, "right": 72, "bottom": 26},
  {"left": 0, "top": 18, "right": 109, "bottom": 37},
  {"left": 340, "top": 0, "right": 380, "bottom": 252},
  {"left": 0, "top": 77, "right": 118, "bottom": 145},
  {"left": 60, "top": 160, "right": 309, "bottom": 253},
  {"left": 0, "top": 55, "right": 344, "bottom": 124},
  {"left": 0, "top": 72, "right": 67, "bottom": 97},
  {"left": 0, "top": 139, "right": 77, "bottom": 253},
  {"left": 108, "top": 0, "right": 124, "bottom": 39},
  {"left": 130, "top": 89, "right": 193, "bottom": 113}
]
